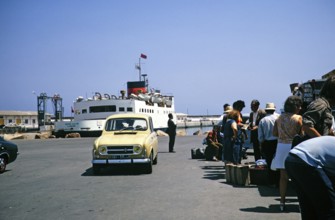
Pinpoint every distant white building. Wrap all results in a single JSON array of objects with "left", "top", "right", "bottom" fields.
[
  {"left": 176, "top": 112, "right": 188, "bottom": 123},
  {"left": 0, "top": 111, "right": 51, "bottom": 129}
]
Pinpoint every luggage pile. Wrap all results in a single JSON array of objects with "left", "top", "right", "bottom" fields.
[
  {"left": 226, "top": 159, "right": 269, "bottom": 186},
  {"left": 191, "top": 147, "right": 270, "bottom": 186}
]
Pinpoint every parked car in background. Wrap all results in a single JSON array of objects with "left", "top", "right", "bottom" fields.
[
  {"left": 92, "top": 113, "right": 158, "bottom": 174},
  {"left": 0, "top": 136, "right": 18, "bottom": 173}
]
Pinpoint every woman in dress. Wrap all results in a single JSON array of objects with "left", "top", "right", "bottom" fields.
[{"left": 271, "top": 95, "right": 303, "bottom": 211}]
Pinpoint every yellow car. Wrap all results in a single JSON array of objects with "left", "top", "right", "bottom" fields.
[{"left": 92, "top": 113, "right": 158, "bottom": 174}]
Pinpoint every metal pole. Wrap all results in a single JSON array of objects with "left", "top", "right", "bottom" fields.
[
  {"left": 43, "top": 94, "right": 46, "bottom": 126},
  {"left": 139, "top": 58, "right": 141, "bottom": 81}
]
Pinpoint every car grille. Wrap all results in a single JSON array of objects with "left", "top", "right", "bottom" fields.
[{"left": 107, "top": 146, "right": 133, "bottom": 155}]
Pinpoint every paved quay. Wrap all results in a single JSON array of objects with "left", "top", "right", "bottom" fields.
[{"left": 1, "top": 135, "right": 300, "bottom": 220}]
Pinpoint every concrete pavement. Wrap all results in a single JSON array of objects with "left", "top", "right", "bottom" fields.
[{"left": 0, "top": 135, "right": 300, "bottom": 220}]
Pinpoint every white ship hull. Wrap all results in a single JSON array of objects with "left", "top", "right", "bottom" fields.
[{"left": 54, "top": 94, "right": 175, "bottom": 137}]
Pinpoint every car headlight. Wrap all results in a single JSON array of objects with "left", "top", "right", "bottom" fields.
[
  {"left": 133, "top": 145, "right": 142, "bottom": 154},
  {"left": 99, "top": 146, "right": 107, "bottom": 155}
]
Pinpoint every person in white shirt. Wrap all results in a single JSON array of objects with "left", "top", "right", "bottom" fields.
[
  {"left": 285, "top": 136, "right": 335, "bottom": 219},
  {"left": 258, "top": 102, "right": 280, "bottom": 186}
]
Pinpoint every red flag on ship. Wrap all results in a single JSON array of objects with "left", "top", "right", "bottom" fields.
[{"left": 140, "top": 53, "right": 147, "bottom": 59}]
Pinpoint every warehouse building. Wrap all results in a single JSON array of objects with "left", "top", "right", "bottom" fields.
[{"left": 0, "top": 111, "right": 51, "bottom": 129}]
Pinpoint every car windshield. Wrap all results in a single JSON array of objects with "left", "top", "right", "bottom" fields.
[{"left": 105, "top": 118, "right": 148, "bottom": 131}]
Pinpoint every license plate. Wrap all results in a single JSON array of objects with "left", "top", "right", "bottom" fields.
[{"left": 111, "top": 155, "right": 129, "bottom": 159}]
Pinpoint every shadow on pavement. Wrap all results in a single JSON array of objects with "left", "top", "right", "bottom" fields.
[
  {"left": 198, "top": 156, "right": 301, "bottom": 215},
  {"left": 201, "top": 165, "right": 226, "bottom": 181},
  {"left": 257, "top": 183, "right": 297, "bottom": 197},
  {"left": 200, "top": 165, "right": 298, "bottom": 197},
  {"left": 240, "top": 203, "right": 300, "bottom": 213},
  {"left": 81, "top": 165, "right": 149, "bottom": 176}
]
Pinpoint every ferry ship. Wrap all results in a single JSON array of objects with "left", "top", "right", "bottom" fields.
[{"left": 54, "top": 58, "right": 175, "bottom": 137}]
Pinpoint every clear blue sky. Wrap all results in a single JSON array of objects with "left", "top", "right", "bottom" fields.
[{"left": 1, "top": 0, "right": 334, "bottom": 116}]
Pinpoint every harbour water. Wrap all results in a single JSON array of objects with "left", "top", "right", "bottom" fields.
[{"left": 177, "top": 126, "right": 212, "bottom": 136}]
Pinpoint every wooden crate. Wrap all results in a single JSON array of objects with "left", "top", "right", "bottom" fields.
[{"left": 225, "top": 164, "right": 250, "bottom": 186}]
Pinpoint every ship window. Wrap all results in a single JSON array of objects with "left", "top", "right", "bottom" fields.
[
  {"left": 90, "top": 105, "right": 116, "bottom": 113},
  {"left": 82, "top": 109, "right": 87, "bottom": 114},
  {"left": 119, "top": 107, "right": 125, "bottom": 112},
  {"left": 127, "top": 107, "right": 133, "bottom": 112}
]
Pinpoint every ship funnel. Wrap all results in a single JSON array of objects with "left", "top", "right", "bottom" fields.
[{"left": 127, "top": 81, "right": 147, "bottom": 97}]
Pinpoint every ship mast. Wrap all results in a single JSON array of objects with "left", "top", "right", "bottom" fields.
[
  {"left": 138, "top": 57, "right": 142, "bottom": 81},
  {"left": 136, "top": 53, "right": 148, "bottom": 91}
]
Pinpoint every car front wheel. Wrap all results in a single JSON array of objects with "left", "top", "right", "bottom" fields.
[
  {"left": 143, "top": 152, "right": 153, "bottom": 174},
  {"left": 0, "top": 157, "right": 7, "bottom": 173},
  {"left": 153, "top": 154, "right": 158, "bottom": 165}
]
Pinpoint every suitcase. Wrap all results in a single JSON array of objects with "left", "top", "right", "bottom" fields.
[
  {"left": 191, "top": 148, "right": 197, "bottom": 159},
  {"left": 191, "top": 147, "right": 205, "bottom": 159},
  {"left": 249, "top": 167, "right": 270, "bottom": 185}
]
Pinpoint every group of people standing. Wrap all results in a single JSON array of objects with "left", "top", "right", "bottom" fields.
[
  {"left": 206, "top": 99, "right": 265, "bottom": 165},
  {"left": 267, "top": 76, "right": 335, "bottom": 218},
  {"left": 205, "top": 76, "right": 335, "bottom": 219}
]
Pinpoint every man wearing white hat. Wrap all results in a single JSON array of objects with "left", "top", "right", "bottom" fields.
[{"left": 258, "top": 102, "right": 280, "bottom": 185}]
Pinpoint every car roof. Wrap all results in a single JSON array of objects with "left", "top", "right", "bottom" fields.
[{"left": 106, "top": 113, "right": 151, "bottom": 120}]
